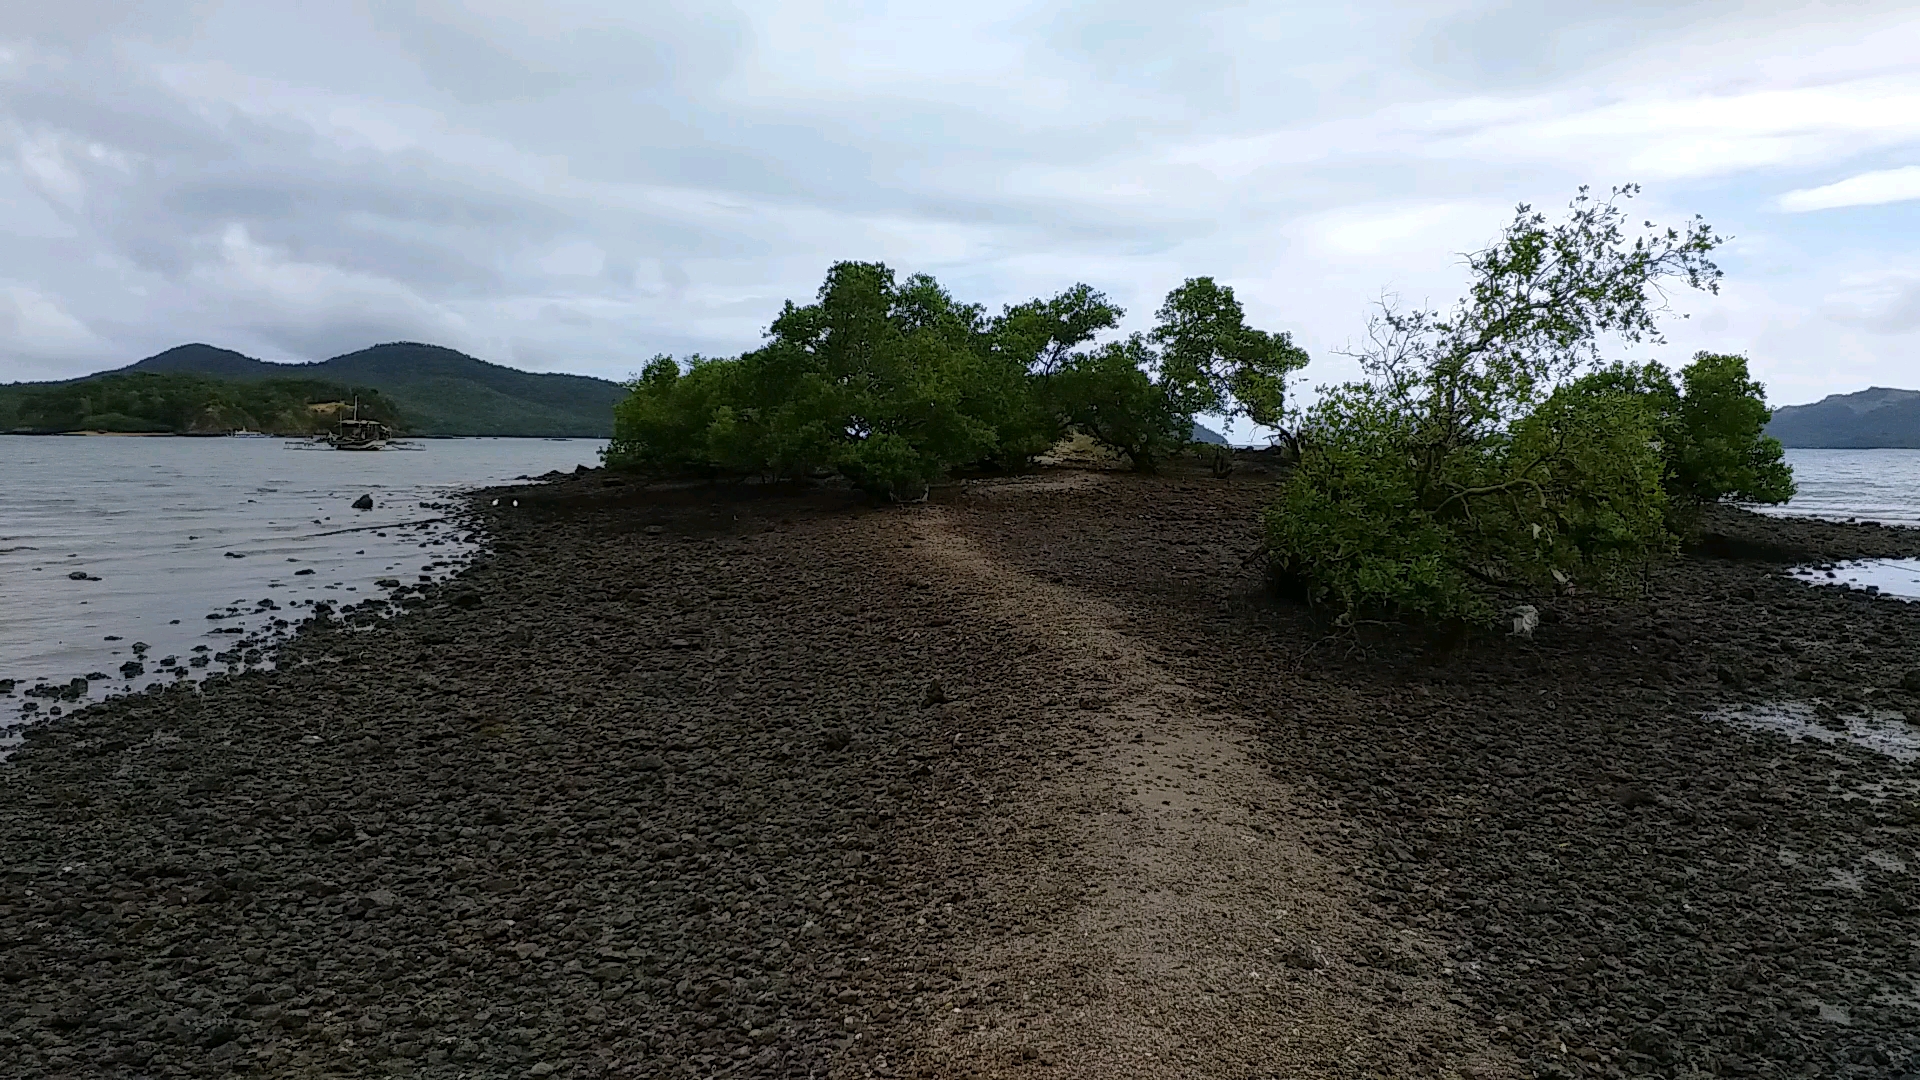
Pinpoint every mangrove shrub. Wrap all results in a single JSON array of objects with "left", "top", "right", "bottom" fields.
[
  {"left": 607, "top": 262, "right": 1306, "bottom": 491},
  {"left": 1266, "top": 186, "right": 1747, "bottom": 626}
]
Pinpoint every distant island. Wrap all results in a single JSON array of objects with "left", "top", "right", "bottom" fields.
[
  {"left": 0, "top": 372, "right": 404, "bottom": 436},
  {"left": 0, "top": 342, "right": 625, "bottom": 438},
  {"left": 1766, "top": 386, "right": 1920, "bottom": 448}
]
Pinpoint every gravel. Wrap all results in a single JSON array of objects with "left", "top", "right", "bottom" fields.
[{"left": 5, "top": 464, "right": 1919, "bottom": 1079}]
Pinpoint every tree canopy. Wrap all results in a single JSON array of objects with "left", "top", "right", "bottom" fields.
[
  {"left": 1264, "top": 186, "right": 1788, "bottom": 627},
  {"left": 605, "top": 262, "right": 1305, "bottom": 493}
]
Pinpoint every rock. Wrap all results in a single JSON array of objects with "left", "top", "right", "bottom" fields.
[
  {"left": 922, "top": 680, "right": 949, "bottom": 707},
  {"left": 118, "top": 662, "right": 144, "bottom": 678},
  {"left": 295, "top": 568, "right": 316, "bottom": 576},
  {"left": 224, "top": 551, "right": 246, "bottom": 559},
  {"left": 352, "top": 494, "right": 375, "bottom": 510},
  {"left": 820, "top": 727, "right": 854, "bottom": 752},
  {"left": 1281, "top": 943, "right": 1328, "bottom": 970},
  {"left": 1902, "top": 669, "right": 1920, "bottom": 693},
  {"left": 375, "top": 579, "right": 401, "bottom": 589},
  {"left": 1610, "top": 785, "right": 1657, "bottom": 808}
]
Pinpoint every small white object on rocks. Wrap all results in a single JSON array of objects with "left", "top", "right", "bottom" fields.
[{"left": 1511, "top": 605, "right": 1539, "bottom": 639}]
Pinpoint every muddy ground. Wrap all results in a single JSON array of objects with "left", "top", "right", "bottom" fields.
[{"left": 2, "top": 459, "right": 1919, "bottom": 1079}]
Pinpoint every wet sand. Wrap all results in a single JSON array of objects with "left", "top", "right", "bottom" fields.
[{"left": 2, "top": 460, "right": 1918, "bottom": 1078}]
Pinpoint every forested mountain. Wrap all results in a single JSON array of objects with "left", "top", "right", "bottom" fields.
[
  {"left": 109, "top": 342, "right": 623, "bottom": 437},
  {"left": 1766, "top": 387, "right": 1920, "bottom": 448}
]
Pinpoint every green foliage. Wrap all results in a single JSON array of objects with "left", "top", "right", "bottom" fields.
[
  {"left": 1670, "top": 351, "right": 1795, "bottom": 508},
  {"left": 1151, "top": 277, "right": 1310, "bottom": 428},
  {"left": 610, "top": 262, "right": 1040, "bottom": 497},
  {"left": 607, "top": 262, "right": 1306, "bottom": 491},
  {"left": 1267, "top": 186, "right": 1725, "bottom": 626},
  {"left": 0, "top": 372, "right": 403, "bottom": 435},
  {"left": 1046, "top": 336, "right": 1190, "bottom": 470},
  {"left": 1568, "top": 352, "right": 1795, "bottom": 530}
]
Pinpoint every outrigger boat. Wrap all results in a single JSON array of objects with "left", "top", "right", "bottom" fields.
[{"left": 327, "top": 398, "right": 390, "bottom": 450}]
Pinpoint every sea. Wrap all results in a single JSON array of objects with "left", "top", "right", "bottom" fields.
[
  {"left": 1, "top": 442, "right": 1917, "bottom": 741},
  {"left": 1, "top": 435, "right": 606, "bottom": 741}
]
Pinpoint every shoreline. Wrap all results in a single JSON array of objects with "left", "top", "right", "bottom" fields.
[{"left": 3, "top": 463, "right": 1920, "bottom": 1077}]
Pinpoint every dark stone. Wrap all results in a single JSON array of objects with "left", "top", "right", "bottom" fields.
[
  {"left": 67, "top": 570, "right": 88, "bottom": 580},
  {"left": 352, "top": 494, "right": 375, "bottom": 510}
]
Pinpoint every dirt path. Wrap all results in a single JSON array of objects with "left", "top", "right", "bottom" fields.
[{"left": 884, "top": 485, "right": 1518, "bottom": 1079}]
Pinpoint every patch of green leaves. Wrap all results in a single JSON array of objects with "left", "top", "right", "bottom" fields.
[{"left": 1266, "top": 186, "right": 1764, "bottom": 627}]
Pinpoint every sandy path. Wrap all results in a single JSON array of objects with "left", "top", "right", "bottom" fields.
[{"left": 889, "top": 494, "right": 1518, "bottom": 1079}]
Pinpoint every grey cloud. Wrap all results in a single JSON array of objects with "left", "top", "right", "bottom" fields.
[{"left": 0, "top": 0, "right": 1916, "bottom": 393}]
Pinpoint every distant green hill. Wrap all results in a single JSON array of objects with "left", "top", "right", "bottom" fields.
[
  {"left": 0, "top": 372, "right": 403, "bottom": 435},
  {"left": 1190, "top": 422, "right": 1228, "bottom": 445},
  {"left": 109, "top": 342, "right": 625, "bottom": 437},
  {"left": 1766, "top": 386, "right": 1920, "bottom": 448}
]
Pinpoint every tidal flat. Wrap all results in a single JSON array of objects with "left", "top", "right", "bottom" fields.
[{"left": 3, "top": 460, "right": 1919, "bottom": 1079}]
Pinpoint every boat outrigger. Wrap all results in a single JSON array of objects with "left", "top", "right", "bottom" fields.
[{"left": 328, "top": 398, "right": 390, "bottom": 451}]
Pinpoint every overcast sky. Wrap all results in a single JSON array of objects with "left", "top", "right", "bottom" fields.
[{"left": 4, "top": 0, "right": 1918, "bottom": 410}]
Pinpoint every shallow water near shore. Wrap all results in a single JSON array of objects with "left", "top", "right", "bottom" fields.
[
  {"left": 1710, "top": 701, "right": 1920, "bottom": 761},
  {"left": 0, "top": 435, "right": 607, "bottom": 739},
  {"left": 1789, "top": 557, "right": 1920, "bottom": 599},
  {"left": 1757, "top": 447, "right": 1920, "bottom": 526}
]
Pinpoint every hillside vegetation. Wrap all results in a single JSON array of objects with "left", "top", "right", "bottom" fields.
[
  {"left": 117, "top": 342, "right": 623, "bottom": 437},
  {"left": 0, "top": 372, "right": 402, "bottom": 435},
  {"left": 1766, "top": 386, "right": 1920, "bottom": 447}
]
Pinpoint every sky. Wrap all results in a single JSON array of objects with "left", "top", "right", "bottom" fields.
[{"left": 3, "top": 0, "right": 1918, "bottom": 417}]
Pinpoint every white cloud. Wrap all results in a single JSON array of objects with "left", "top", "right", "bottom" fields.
[
  {"left": 1820, "top": 271, "right": 1920, "bottom": 333},
  {"left": 1298, "top": 201, "right": 1509, "bottom": 259},
  {"left": 1780, "top": 166, "right": 1920, "bottom": 212}
]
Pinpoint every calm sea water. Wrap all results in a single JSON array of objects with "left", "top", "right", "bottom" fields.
[
  {"left": 0, "top": 435, "right": 606, "bottom": 736},
  {"left": 1759, "top": 448, "right": 1920, "bottom": 526},
  {"left": 1762, "top": 449, "right": 1920, "bottom": 601}
]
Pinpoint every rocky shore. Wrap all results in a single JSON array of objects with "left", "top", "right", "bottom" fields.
[{"left": 3, "top": 461, "right": 1919, "bottom": 1078}]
